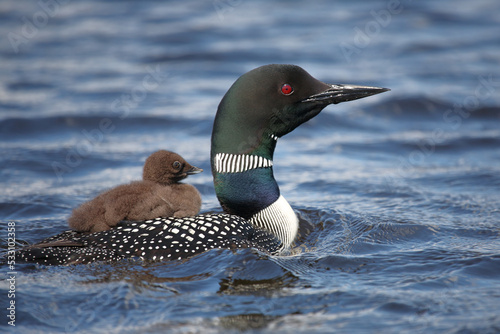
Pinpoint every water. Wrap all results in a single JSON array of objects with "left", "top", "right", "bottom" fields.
[{"left": 1, "top": 0, "right": 500, "bottom": 332}]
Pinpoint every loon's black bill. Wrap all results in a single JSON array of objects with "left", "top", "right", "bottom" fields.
[
  {"left": 186, "top": 166, "right": 203, "bottom": 175},
  {"left": 302, "top": 84, "right": 390, "bottom": 105}
]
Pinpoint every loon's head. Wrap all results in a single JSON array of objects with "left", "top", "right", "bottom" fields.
[{"left": 211, "top": 64, "right": 389, "bottom": 218}]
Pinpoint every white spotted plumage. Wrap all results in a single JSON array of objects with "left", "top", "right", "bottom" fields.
[{"left": 15, "top": 214, "right": 282, "bottom": 265}]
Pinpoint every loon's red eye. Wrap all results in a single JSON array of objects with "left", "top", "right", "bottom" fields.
[{"left": 281, "top": 84, "right": 293, "bottom": 95}]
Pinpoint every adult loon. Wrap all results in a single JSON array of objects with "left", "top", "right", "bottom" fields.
[
  {"left": 68, "top": 150, "right": 202, "bottom": 233},
  {"left": 15, "top": 64, "right": 389, "bottom": 265}
]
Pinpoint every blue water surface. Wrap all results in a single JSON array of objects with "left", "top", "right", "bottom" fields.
[{"left": 1, "top": 0, "right": 499, "bottom": 333}]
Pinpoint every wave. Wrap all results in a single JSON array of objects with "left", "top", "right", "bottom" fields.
[{"left": 0, "top": 115, "right": 213, "bottom": 141}]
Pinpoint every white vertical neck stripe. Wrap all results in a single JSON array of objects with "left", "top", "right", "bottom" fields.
[
  {"left": 214, "top": 153, "right": 273, "bottom": 174},
  {"left": 249, "top": 195, "right": 298, "bottom": 251}
]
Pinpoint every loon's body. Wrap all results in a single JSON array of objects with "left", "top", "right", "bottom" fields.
[
  {"left": 15, "top": 64, "right": 389, "bottom": 265},
  {"left": 19, "top": 214, "right": 281, "bottom": 265},
  {"left": 68, "top": 150, "right": 202, "bottom": 233}
]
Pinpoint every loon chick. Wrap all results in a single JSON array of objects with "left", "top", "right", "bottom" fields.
[
  {"left": 68, "top": 150, "right": 203, "bottom": 233},
  {"left": 15, "top": 64, "right": 389, "bottom": 265}
]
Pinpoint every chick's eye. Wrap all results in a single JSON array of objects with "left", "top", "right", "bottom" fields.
[
  {"left": 281, "top": 84, "right": 293, "bottom": 95},
  {"left": 172, "top": 161, "right": 182, "bottom": 169}
]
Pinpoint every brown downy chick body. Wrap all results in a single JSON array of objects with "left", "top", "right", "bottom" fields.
[{"left": 68, "top": 150, "right": 203, "bottom": 233}]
